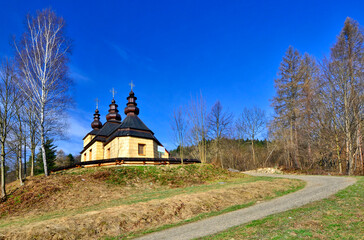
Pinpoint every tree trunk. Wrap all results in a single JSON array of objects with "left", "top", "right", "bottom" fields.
[
  {"left": 24, "top": 137, "right": 27, "bottom": 177},
  {"left": 358, "top": 127, "right": 364, "bottom": 175},
  {"left": 1, "top": 140, "right": 6, "bottom": 199},
  {"left": 40, "top": 103, "right": 48, "bottom": 176},
  {"left": 251, "top": 139, "right": 256, "bottom": 167},
  {"left": 294, "top": 120, "right": 301, "bottom": 169},
  {"left": 344, "top": 90, "right": 354, "bottom": 175},
  {"left": 31, "top": 143, "right": 35, "bottom": 177},
  {"left": 18, "top": 146, "right": 23, "bottom": 186},
  {"left": 180, "top": 144, "right": 184, "bottom": 165},
  {"left": 335, "top": 132, "right": 342, "bottom": 174}
]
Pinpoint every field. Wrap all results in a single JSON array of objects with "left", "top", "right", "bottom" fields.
[{"left": 0, "top": 164, "right": 304, "bottom": 239}]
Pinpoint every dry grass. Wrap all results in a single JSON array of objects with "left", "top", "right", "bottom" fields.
[
  {"left": 0, "top": 178, "right": 301, "bottom": 240},
  {"left": 1, "top": 164, "right": 235, "bottom": 219},
  {"left": 0, "top": 164, "right": 303, "bottom": 239}
]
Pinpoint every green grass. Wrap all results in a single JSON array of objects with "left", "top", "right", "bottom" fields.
[
  {"left": 105, "top": 179, "right": 305, "bottom": 239},
  {"left": 198, "top": 176, "right": 364, "bottom": 240}
]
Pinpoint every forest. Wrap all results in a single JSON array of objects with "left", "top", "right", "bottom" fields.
[{"left": 170, "top": 17, "right": 363, "bottom": 176}]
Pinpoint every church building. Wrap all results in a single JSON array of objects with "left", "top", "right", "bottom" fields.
[{"left": 81, "top": 89, "right": 169, "bottom": 161}]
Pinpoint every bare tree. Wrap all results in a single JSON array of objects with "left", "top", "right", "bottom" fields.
[
  {"left": 0, "top": 59, "right": 18, "bottom": 198},
  {"left": 24, "top": 104, "right": 38, "bottom": 176},
  {"left": 299, "top": 53, "right": 319, "bottom": 168},
  {"left": 236, "top": 106, "right": 266, "bottom": 166},
  {"left": 12, "top": 95, "right": 27, "bottom": 186},
  {"left": 188, "top": 93, "right": 208, "bottom": 163},
  {"left": 322, "top": 18, "right": 363, "bottom": 175},
  {"left": 15, "top": 9, "right": 72, "bottom": 176},
  {"left": 207, "top": 100, "right": 233, "bottom": 168},
  {"left": 171, "top": 106, "right": 188, "bottom": 163}
]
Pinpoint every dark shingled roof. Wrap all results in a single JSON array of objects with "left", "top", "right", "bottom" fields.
[
  {"left": 81, "top": 115, "right": 162, "bottom": 153},
  {"left": 119, "top": 115, "right": 153, "bottom": 133},
  {"left": 96, "top": 122, "right": 120, "bottom": 136},
  {"left": 82, "top": 129, "right": 99, "bottom": 140}
]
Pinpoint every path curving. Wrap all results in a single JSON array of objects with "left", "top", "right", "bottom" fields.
[{"left": 136, "top": 173, "right": 356, "bottom": 240}]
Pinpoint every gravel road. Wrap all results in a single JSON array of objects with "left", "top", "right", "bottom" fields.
[{"left": 136, "top": 173, "right": 356, "bottom": 240}]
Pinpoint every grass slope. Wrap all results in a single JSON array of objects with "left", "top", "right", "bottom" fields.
[
  {"left": 198, "top": 176, "right": 364, "bottom": 240},
  {"left": 0, "top": 165, "right": 304, "bottom": 239}
]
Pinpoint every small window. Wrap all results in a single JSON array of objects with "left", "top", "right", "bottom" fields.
[
  {"left": 138, "top": 144, "right": 146, "bottom": 156},
  {"left": 84, "top": 153, "right": 86, "bottom": 161},
  {"left": 89, "top": 149, "right": 92, "bottom": 161},
  {"left": 106, "top": 148, "right": 110, "bottom": 159}
]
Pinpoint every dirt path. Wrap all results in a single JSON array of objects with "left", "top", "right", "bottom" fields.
[{"left": 136, "top": 174, "right": 357, "bottom": 240}]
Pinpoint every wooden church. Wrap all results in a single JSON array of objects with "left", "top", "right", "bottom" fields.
[{"left": 81, "top": 89, "right": 169, "bottom": 162}]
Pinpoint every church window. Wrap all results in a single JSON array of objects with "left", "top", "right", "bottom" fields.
[
  {"left": 138, "top": 144, "right": 146, "bottom": 156},
  {"left": 89, "top": 149, "right": 92, "bottom": 160},
  {"left": 84, "top": 153, "right": 86, "bottom": 160}
]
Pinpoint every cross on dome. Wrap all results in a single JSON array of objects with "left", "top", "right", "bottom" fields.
[
  {"left": 129, "top": 80, "right": 135, "bottom": 91},
  {"left": 110, "top": 88, "right": 117, "bottom": 99},
  {"left": 95, "top": 98, "right": 99, "bottom": 109}
]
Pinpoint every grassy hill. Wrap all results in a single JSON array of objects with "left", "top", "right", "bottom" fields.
[{"left": 0, "top": 164, "right": 304, "bottom": 239}]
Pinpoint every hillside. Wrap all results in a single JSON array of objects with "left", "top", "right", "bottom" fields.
[{"left": 0, "top": 164, "right": 304, "bottom": 239}]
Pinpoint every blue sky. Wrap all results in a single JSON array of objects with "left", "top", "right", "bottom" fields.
[{"left": 0, "top": 0, "right": 363, "bottom": 155}]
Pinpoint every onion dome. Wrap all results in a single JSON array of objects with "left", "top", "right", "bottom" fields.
[
  {"left": 106, "top": 99, "right": 122, "bottom": 122},
  {"left": 91, "top": 109, "right": 103, "bottom": 130},
  {"left": 124, "top": 90, "right": 140, "bottom": 116}
]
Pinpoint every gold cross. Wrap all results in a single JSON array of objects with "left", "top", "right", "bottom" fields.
[
  {"left": 95, "top": 98, "right": 99, "bottom": 109},
  {"left": 110, "top": 88, "right": 117, "bottom": 99},
  {"left": 129, "top": 80, "right": 135, "bottom": 91}
]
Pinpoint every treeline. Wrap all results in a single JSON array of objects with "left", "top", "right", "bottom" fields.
[
  {"left": 0, "top": 9, "right": 72, "bottom": 200},
  {"left": 270, "top": 18, "right": 363, "bottom": 175},
  {"left": 171, "top": 18, "right": 363, "bottom": 176},
  {"left": 6, "top": 139, "right": 80, "bottom": 183},
  {"left": 171, "top": 95, "right": 269, "bottom": 170}
]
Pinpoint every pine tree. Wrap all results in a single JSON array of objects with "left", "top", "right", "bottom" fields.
[
  {"left": 35, "top": 139, "right": 57, "bottom": 175},
  {"left": 271, "top": 46, "right": 303, "bottom": 169}
]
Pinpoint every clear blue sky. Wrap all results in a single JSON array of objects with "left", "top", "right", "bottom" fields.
[{"left": 0, "top": 0, "right": 363, "bottom": 155}]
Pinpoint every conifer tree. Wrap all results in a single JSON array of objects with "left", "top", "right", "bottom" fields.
[
  {"left": 35, "top": 139, "right": 57, "bottom": 175},
  {"left": 271, "top": 46, "right": 303, "bottom": 169}
]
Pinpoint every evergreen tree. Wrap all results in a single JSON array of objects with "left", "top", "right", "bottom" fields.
[
  {"left": 35, "top": 139, "right": 57, "bottom": 175},
  {"left": 67, "top": 154, "right": 75, "bottom": 165}
]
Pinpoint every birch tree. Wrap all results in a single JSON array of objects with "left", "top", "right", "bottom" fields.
[{"left": 15, "top": 9, "right": 72, "bottom": 176}]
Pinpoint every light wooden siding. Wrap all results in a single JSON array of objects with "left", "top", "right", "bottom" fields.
[
  {"left": 94, "top": 142, "right": 104, "bottom": 160},
  {"left": 128, "top": 137, "right": 158, "bottom": 158},
  {"left": 162, "top": 149, "right": 169, "bottom": 158},
  {"left": 83, "top": 136, "right": 165, "bottom": 160},
  {"left": 104, "top": 137, "right": 130, "bottom": 158},
  {"left": 82, "top": 141, "right": 104, "bottom": 161},
  {"left": 83, "top": 135, "right": 94, "bottom": 147}
]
